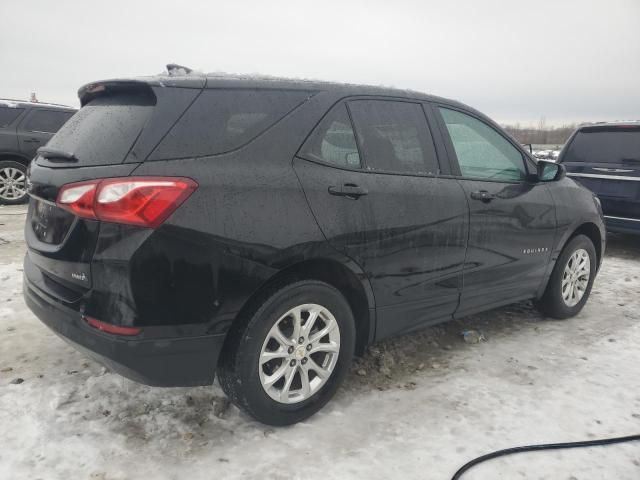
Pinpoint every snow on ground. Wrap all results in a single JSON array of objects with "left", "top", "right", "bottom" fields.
[{"left": 0, "top": 204, "right": 639, "bottom": 480}]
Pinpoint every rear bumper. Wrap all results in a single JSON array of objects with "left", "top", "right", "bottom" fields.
[
  {"left": 604, "top": 215, "right": 640, "bottom": 235},
  {"left": 24, "top": 275, "right": 225, "bottom": 387}
]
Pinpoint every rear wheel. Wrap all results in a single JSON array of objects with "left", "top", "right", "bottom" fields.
[
  {"left": 218, "top": 280, "right": 355, "bottom": 425},
  {"left": 0, "top": 160, "right": 28, "bottom": 205},
  {"left": 536, "top": 234, "right": 597, "bottom": 319}
]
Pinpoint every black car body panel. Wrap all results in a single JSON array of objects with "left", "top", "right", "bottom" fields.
[
  {"left": 23, "top": 74, "right": 606, "bottom": 386},
  {"left": 559, "top": 123, "right": 640, "bottom": 234}
]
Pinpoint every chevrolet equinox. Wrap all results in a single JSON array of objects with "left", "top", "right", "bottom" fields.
[{"left": 23, "top": 72, "right": 606, "bottom": 425}]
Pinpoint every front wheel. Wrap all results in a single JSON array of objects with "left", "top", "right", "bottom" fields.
[
  {"left": 217, "top": 280, "right": 356, "bottom": 425},
  {"left": 536, "top": 234, "right": 597, "bottom": 319}
]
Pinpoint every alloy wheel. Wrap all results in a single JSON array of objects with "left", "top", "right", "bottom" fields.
[
  {"left": 258, "top": 303, "right": 341, "bottom": 404},
  {"left": 0, "top": 167, "right": 27, "bottom": 202},
  {"left": 561, "top": 248, "right": 590, "bottom": 307}
]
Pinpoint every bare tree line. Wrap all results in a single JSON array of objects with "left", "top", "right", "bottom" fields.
[{"left": 502, "top": 118, "right": 577, "bottom": 145}]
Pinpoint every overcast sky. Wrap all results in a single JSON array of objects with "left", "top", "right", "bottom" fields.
[{"left": 1, "top": 0, "right": 638, "bottom": 126}]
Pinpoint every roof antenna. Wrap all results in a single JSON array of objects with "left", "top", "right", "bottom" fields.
[{"left": 166, "top": 63, "right": 193, "bottom": 76}]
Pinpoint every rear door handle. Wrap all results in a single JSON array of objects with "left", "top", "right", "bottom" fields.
[
  {"left": 470, "top": 190, "right": 496, "bottom": 202},
  {"left": 328, "top": 184, "right": 368, "bottom": 199},
  {"left": 23, "top": 138, "right": 41, "bottom": 144}
]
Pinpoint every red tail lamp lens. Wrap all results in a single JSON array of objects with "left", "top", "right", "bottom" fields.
[{"left": 56, "top": 177, "right": 197, "bottom": 228}]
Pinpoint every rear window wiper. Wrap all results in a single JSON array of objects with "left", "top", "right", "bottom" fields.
[{"left": 37, "top": 147, "right": 78, "bottom": 163}]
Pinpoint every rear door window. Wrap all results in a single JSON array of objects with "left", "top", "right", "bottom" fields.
[
  {"left": 563, "top": 127, "right": 640, "bottom": 164},
  {"left": 45, "top": 94, "right": 153, "bottom": 166},
  {"left": 298, "top": 104, "right": 360, "bottom": 168},
  {"left": 150, "top": 89, "right": 312, "bottom": 160},
  {"left": 348, "top": 100, "right": 440, "bottom": 175},
  {"left": 439, "top": 107, "right": 526, "bottom": 181},
  {"left": 0, "top": 106, "right": 25, "bottom": 127},
  {"left": 24, "top": 110, "right": 74, "bottom": 133}
]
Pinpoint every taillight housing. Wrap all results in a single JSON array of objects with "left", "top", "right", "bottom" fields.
[{"left": 57, "top": 177, "right": 198, "bottom": 228}]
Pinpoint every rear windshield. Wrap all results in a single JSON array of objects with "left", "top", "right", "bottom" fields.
[
  {"left": 45, "top": 94, "right": 153, "bottom": 166},
  {"left": 149, "top": 89, "right": 312, "bottom": 160},
  {"left": 563, "top": 127, "right": 640, "bottom": 164}
]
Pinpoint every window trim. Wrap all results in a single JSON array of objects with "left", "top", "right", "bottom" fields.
[
  {"left": 433, "top": 103, "right": 536, "bottom": 184},
  {"left": 346, "top": 98, "right": 443, "bottom": 176},
  {"left": 297, "top": 95, "right": 447, "bottom": 179}
]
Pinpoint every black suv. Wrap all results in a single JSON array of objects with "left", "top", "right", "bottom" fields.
[
  {"left": 0, "top": 99, "right": 76, "bottom": 204},
  {"left": 23, "top": 74, "right": 605, "bottom": 425},
  {"left": 559, "top": 122, "right": 640, "bottom": 234}
]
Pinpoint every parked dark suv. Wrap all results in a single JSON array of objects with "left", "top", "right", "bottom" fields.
[
  {"left": 23, "top": 73, "right": 605, "bottom": 425},
  {"left": 0, "top": 99, "right": 76, "bottom": 204},
  {"left": 559, "top": 122, "right": 640, "bottom": 234}
]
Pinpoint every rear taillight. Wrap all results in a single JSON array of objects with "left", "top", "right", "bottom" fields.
[{"left": 57, "top": 177, "right": 197, "bottom": 228}]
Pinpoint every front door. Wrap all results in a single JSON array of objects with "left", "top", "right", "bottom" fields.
[{"left": 435, "top": 106, "right": 557, "bottom": 316}]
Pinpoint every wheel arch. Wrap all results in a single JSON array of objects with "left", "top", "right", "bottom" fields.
[
  {"left": 223, "top": 257, "right": 375, "bottom": 358},
  {"left": 0, "top": 153, "right": 30, "bottom": 165},
  {"left": 570, "top": 222, "right": 603, "bottom": 267},
  {"left": 537, "top": 220, "right": 604, "bottom": 299}
]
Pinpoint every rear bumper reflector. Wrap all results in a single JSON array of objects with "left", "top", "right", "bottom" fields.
[{"left": 85, "top": 316, "right": 142, "bottom": 336}]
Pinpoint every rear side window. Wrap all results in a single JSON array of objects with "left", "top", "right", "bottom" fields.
[
  {"left": 298, "top": 104, "right": 360, "bottom": 168},
  {"left": 348, "top": 100, "right": 439, "bottom": 174},
  {"left": 25, "top": 110, "right": 74, "bottom": 133},
  {"left": 0, "top": 106, "right": 24, "bottom": 127},
  {"left": 563, "top": 127, "right": 640, "bottom": 164},
  {"left": 150, "top": 89, "right": 312, "bottom": 159},
  {"left": 439, "top": 108, "right": 526, "bottom": 181},
  {"left": 46, "top": 94, "right": 153, "bottom": 166}
]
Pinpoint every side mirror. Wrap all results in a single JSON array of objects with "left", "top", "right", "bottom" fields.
[{"left": 536, "top": 160, "right": 566, "bottom": 182}]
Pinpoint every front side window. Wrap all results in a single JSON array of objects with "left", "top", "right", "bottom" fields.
[
  {"left": 0, "top": 106, "right": 25, "bottom": 127},
  {"left": 349, "top": 100, "right": 439, "bottom": 174},
  {"left": 439, "top": 108, "right": 526, "bottom": 181},
  {"left": 25, "top": 109, "right": 74, "bottom": 133},
  {"left": 298, "top": 104, "right": 360, "bottom": 168}
]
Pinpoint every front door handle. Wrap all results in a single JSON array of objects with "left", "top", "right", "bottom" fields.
[
  {"left": 470, "top": 190, "right": 496, "bottom": 202},
  {"left": 328, "top": 184, "right": 368, "bottom": 199},
  {"left": 23, "top": 137, "right": 41, "bottom": 144}
]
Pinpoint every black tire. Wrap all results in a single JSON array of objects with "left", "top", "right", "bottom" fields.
[
  {"left": 0, "top": 160, "right": 29, "bottom": 205},
  {"left": 217, "top": 280, "right": 355, "bottom": 426},
  {"left": 536, "top": 234, "right": 597, "bottom": 319}
]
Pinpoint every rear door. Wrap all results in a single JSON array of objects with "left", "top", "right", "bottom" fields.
[
  {"left": 17, "top": 108, "right": 74, "bottom": 157},
  {"left": 434, "top": 106, "right": 557, "bottom": 316},
  {"left": 294, "top": 98, "right": 468, "bottom": 339},
  {"left": 560, "top": 125, "right": 640, "bottom": 224}
]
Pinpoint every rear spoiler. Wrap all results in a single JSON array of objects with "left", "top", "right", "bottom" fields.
[{"left": 77, "top": 76, "right": 205, "bottom": 106}]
